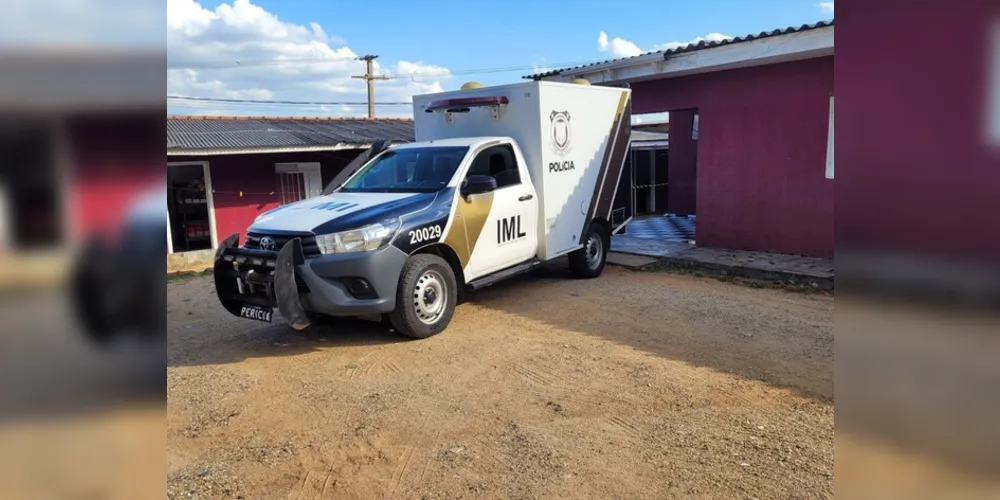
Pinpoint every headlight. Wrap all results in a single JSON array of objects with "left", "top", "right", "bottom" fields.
[{"left": 315, "top": 219, "right": 400, "bottom": 255}]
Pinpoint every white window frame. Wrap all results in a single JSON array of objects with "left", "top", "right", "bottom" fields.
[
  {"left": 987, "top": 19, "right": 1000, "bottom": 148},
  {"left": 826, "top": 95, "right": 834, "bottom": 179},
  {"left": 275, "top": 162, "right": 323, "bottom": 199},
  {"left": 166, "top": 161, "right": 219, "bottom": 253}
]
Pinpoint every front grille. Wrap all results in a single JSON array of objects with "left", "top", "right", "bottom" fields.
[{"left": 245, "top": 232, "right": 321, "bottom": 258}]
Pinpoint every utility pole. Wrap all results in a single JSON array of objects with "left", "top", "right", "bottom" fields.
[{"left": 352, "top": 54, "right": 389, "bottom": 119}]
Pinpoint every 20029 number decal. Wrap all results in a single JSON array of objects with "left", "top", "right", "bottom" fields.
[{"left": 409, "top": 225, "right": 442, "bottom": 245}]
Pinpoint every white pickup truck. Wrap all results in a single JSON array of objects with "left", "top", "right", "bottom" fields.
[{"left": 213, "top": 80, "right": 633, "bottom": 338}]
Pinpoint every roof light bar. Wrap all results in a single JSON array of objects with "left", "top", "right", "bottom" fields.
[{"left": 425, "top": 96, "right": 509, "bottom": 113}]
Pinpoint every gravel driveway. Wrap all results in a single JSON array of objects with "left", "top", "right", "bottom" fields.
[{"left": 167, "top": 264, "right": 833, "bottom": 499}]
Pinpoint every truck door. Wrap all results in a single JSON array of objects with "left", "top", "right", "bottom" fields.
[{"left": 462, "top": 143, "right": 538, "bottom": 280}]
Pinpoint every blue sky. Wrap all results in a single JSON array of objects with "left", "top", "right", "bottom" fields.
[
  {"left": 167, "top": 0, "right": 834, "bottom": 116},
  {"left": 250, "top": 0, "right": 831, "bottom": 86}
]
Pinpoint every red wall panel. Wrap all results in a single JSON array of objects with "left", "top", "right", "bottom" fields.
[
  {"left": 169, "top": 151, "right": 359, "bottom": 244},
  {"left": 632, "top": 56, "right": 835, "bottom": 257},
  {"left": 837, "top": 1, "right": 1000, "bottom": 261}
]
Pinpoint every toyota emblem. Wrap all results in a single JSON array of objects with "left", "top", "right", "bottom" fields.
[{"left": 258, "top": 236, "right": 276, "bottom": 251}]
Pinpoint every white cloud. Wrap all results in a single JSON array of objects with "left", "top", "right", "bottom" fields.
[
  {"left": 167, "top": 0, "right": 452, "bottom": 117},
  {"left": 597, "top": 31, "right": 644, "bottom": 58},
  {"left": 595, "top": 31, "right": 734, "bottom": 60},
  {"left": 654, "top": 33, "right": 734, "bottom": 52},
  {"left": 818, "top": 2, "right": 834, "bottom": 15}
]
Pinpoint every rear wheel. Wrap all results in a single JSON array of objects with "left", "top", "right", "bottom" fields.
[
  {"left": 569, "top": 223, "right": 609, "bottom": 279},
  {"left": 388, "top": 254, "right": 458, "bottom": 339}
]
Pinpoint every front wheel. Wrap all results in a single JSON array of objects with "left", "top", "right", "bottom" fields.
[
  {"left": 388, "top": 254, "right": 458, "bottom": 339},
  {"left": 568, "top": 223, "right": 609, "bottom": 279}
]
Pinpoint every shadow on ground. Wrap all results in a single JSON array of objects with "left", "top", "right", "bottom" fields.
[
  {"left": 463, "top": 260, "right": 834, "bottom": 403},
  {"left": 168, "top": 315, "right": 410, "bottom": 368},
  {"left": 168, "top": 258, "right": 833, "bottom": 405}
]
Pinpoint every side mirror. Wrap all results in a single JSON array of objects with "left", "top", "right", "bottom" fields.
[{"left": 461, "top": 175, "right": 497, "bottom": 198}]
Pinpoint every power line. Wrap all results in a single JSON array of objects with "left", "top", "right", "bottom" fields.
[
  {"left": 168, "top": 54, "right": 361, "bottom": 69},
  {"left": 168, "top": 55, "right": 611, "bottom": 79},
  {"left": 167, "top": 95, "right": 411, "bottom": 106},
  {"left": 170, "top": 35, "right": 811, "bottom": 80}
]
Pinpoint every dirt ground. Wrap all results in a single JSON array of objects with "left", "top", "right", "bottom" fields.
[{"left": 167, "top": 263, "right": 834, "bottom": 500}]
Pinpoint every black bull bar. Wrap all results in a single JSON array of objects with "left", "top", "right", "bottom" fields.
[{"left": 212, "top": 233, "right": 312, "bottom": 330}]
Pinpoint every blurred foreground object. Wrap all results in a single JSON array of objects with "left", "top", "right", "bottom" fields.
[
  {"left": 71, "top": 186, "right": 167, "bottom": 346},
  {"left": 0, "top": 1, "right": 166, "bottom": 498},
  {"left": 837, "top": 0, "right": 1000, "bottom": 498}
]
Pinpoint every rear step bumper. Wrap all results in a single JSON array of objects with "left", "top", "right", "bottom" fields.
[{"left": 213, "top": 233, "right": 312, "bottom": 330}]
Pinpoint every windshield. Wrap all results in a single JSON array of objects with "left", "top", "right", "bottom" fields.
[{"left": 340, "top": 146, "right": 469, "bottom": 193}]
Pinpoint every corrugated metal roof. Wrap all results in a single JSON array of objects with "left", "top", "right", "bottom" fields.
[
  {"left": 167, "top": 116, "right": 415, "bottom": 155},
  {"left": 524, "top": 20, "right": 833, "bottom": 80}
]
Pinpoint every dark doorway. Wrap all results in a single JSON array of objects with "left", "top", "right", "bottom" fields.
[
  {"left": 0, "top": 121, "right": 62, "bottom": 250},
  {"left": 652, "top": 149, "right": 669, "bottom": 213},
  {"left": 167, "top": 163, "right": 212, "bottom": 252},
  {"left": 631, "top": 147, "right": 670, "bottom": 216},
  {"left": 633, "top": 149, "right": 652, "bottom": 215}
]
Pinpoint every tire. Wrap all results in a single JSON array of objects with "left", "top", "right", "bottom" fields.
[
  {"left": 568, "top": 223, "right": 609, "bottom": 279},
  {"left": 388, "top": 254, "right": 458, "bottom": 339}
]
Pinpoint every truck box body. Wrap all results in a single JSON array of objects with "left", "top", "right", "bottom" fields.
[{"left": 412, "top": 81, "right": 632, "bottom": 260}]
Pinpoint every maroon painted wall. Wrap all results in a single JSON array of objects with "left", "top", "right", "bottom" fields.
[
  {"left": 667, "top": 109, "right": 698, "bottom": 216},
  {"left": 838, "top": 0, "right": 1000, "bottom": 262},
  {"left": 169, "top": 150, "right": 361, "bottom": 243},
  {"left": 632, "top": 56, "right": 835, "bottom": 258}
]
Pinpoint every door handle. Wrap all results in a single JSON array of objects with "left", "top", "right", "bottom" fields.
[{"left": 518, "top": 194, "right": 534, "bottom": 201}]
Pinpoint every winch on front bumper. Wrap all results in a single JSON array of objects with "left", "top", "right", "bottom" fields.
[{"left": 213, "top": 233, "right": 312, "bottom": 330}]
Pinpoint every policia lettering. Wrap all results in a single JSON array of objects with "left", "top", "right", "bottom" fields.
[
  {"left": 548, "top": 160, "right": 575, "bottom": 172},
  {"left": 497, "top": 215, "right": 527, "bottom": 244}
]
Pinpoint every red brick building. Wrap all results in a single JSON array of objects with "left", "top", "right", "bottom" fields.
[{"left": 165, "top": 116, "right": 414, "bottom": 256}]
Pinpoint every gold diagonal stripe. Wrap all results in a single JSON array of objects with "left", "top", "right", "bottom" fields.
[{"left": 444, "top": 192, "right": 494, "bottom": 269}]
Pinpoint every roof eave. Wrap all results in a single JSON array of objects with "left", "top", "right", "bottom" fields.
[
  {"left": 536, "top": 51, "right": 666, "bottom": 82},
  {"left": 539, "top": 24, "right": 834, "bottom": 85},
  {"left": 166, "top": 143, "right": 383, "bottom": 157}
]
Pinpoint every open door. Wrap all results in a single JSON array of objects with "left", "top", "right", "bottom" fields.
[
  {"left": 322, "top": 140, "right": 390, "bottom": 195},
  {"left": 612, "top": 149, "right": 635, "bottom": 233}
]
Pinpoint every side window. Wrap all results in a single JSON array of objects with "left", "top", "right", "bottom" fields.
[{"left": 466, "top": 144, "right": 521, "bottom": 189}]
